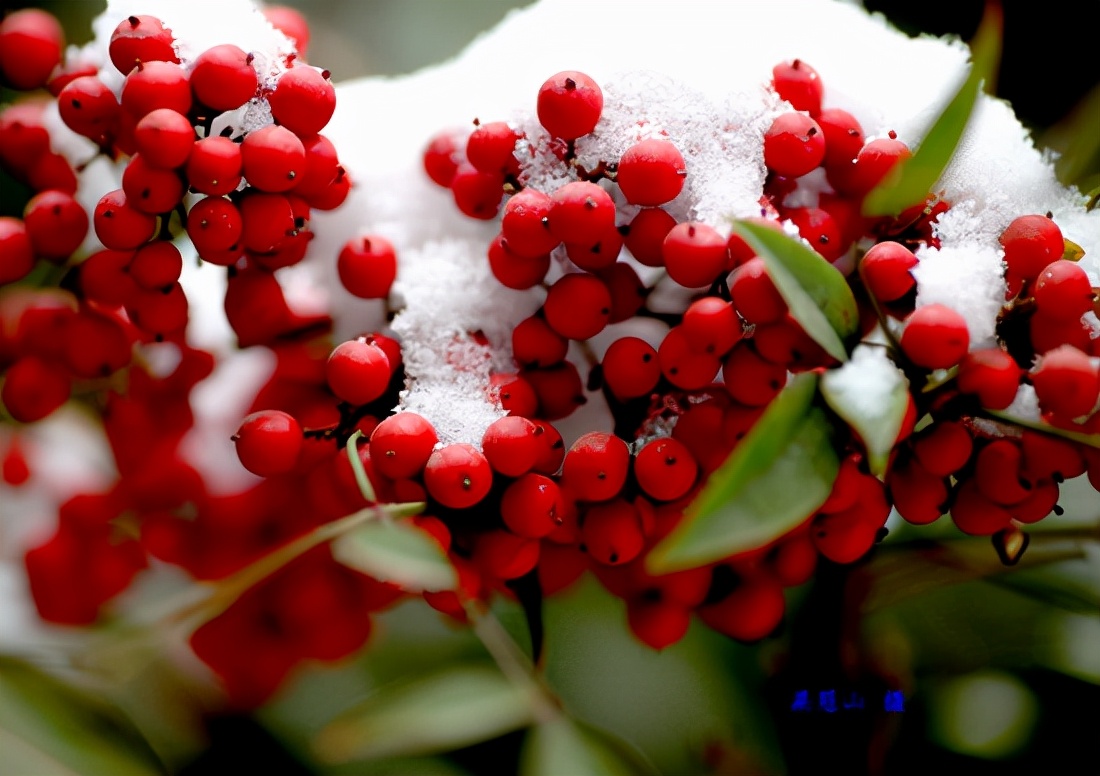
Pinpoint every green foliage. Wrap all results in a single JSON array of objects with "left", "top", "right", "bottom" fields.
[
  {"left": 862, "top": 1, "right": 1003, "bottom": 216},
  {"left": 0, "top": 658, "right": 164, "bottom": 776},
  {"left": 729, "top": 220, "right": 859, "bottom": 362},
  {"left": 648, "top": 374, "right": 839, "bottom": 572},
  {"left": 313, "top": 664, "right": 536, "bottom": 763}
]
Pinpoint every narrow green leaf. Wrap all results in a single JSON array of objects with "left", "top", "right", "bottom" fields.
[
  {"left": 983, "top": 409, "right": 1100, "bottom": 449},
  {"left": 0, "top": 658, "right": 164, "bottom": 776},
  {"left": 332, "top": 517, "right": 458, "bottom": 592},
  {"left": 346, "top": 430, "right": 377, "bottom": 503},
  {"left": 820, "top": 346, "right": 910, "bottom": 476},
  {"left": 731, "top": 220, "right": 858, "bottom": 362},
  {"left": 520, "top": 717, "right": 657, "bottom": 776},
  {"left": 647, "top": 374, "right": 839, "bottom": 573},
  {"left": 862, "top": 1, "right": 1004, "bottom": 216},
  {"left": 313, "top": 664, "right": 536, "bottom": 763}
]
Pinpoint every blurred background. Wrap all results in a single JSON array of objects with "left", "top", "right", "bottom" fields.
[{"left": 1, "top": 2, "right": 1097, "bottom": 775}]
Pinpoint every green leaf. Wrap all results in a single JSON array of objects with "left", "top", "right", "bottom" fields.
[
  {"left": 313, "top": 664, "right": 536, "bottom": 763},
  {"left": 647, "top": 374, "right": 839, "bottom": 573},
  {"left": 983, "top": 409, "right": 1100, "bottom": 450},
  {"left": 346, "top": 430, "right": 377, "bottom": 503},
  {"left": 858, "top": 533, "right": 1089, "bottom": 614},
  {"left": 730, "top": 220, "right": 858, "bottom": 362},
  {"left": 520, "top": 717, "right": 657, "bottom": 776},
  {"left": 0, "top": 658, "right": 164, "bottom": 776},
  {"left": 862, "top": 1, "right": 1003, "bottom": 216},
  {"left": 332, "top": 515, "right": 458, "bottom": 592},
  {"left": 820, "top": 346, "right": 910, "bottom": 476}
]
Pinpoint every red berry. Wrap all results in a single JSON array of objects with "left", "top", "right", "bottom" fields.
[
  {"left": 500, "top": 473, "right": 565, "bottom": 538},
  {"left": 500, "top": 188, "right": 559, "bottom": 258},
  {"left": 627, "top": 599, "right": 692, "bottom": 650},
  {"left": 831, "top": 135, "right": 911, "bottom": 197},
  {"left": 23, "top": 190, "right": 88, "bottom": 261},
  {"left": 771, "top": 59, "right": 823, "bottom": 116},
  {"left": 900, "top": 303, "right": 970, "bottom": 369},
  {"left": 730, "top": 256, "right": 787, "bottom": 324},
  {"left": 128, "top": 240, "right": 183, "bottom": 290},
  {"left": 422, "top": 130, "right": 463, "bottom": 188},
  {"left": 93, "top": 189, "right": 157, "bottom": 251},
  {"left": 186, "top": 196, "right": 243, "bottom": 257},
  {"left": 1033, "top": 259, "right": 1094, "bottom": 322},
  {"left": 57, "top": 76, "right": 119, "bottom": 142},
  {"left": 186, "top": 136, "right": 243, "bottom": 196},
  {"left": 369, "top": 412, "right": 438, "bottom": 480},
  {"left": 487, "top": 234, "right": 550, "bottom": 290},
  {"left": 481, "top": 416, "right": 540, "bottom": 477},
  {"left": 817, "top": 107, "right": 865, "bottom": 169},
  {"left": 580, "top": 498, "right": 645, "bottom": 565},
  {"left": 0, "top": 217, "right": 35, "bottom": 285},
  {"left": 783, "top": 205, "right": 845, "bottom": 263},
  {"left": 763, "top": 112, "right": 826, "bottom": 178},
  {"left": 269, "top": 66, "right": 336, "bottom": 137},
  {"left": 233, "top": 410, "right": 303, "bottom": 476},
  {"left": 2, "top": 355, "right": 70, "bottom": 422},
  {"left": 190, "top": 44, "right": 257, "bottom": 112},
  {"left": 888, "top": 457, "right": 948, "bottom": 526},
  {"left": 564, "top": 224, "right": 623, "bottom": 272},
  {"left": 659, "top": 325, "right": 722, "bottom": 390},
  {"left": 537, "top": 71, "right": 603, "bottom": 140},
  {"left": 466, "top": 120, "right": 521, "bottom": 177},
  {"left": 616, "top": 138, "right": 687, "bottom": 206},
  {"left": 450, "top": 163, "right": 504, "bottom": 220},
  {"left": 241, "top": 125, "right": 306, "bottom": 193},
  {"left": 662, "top": 221, "right": 728, "bottom": 288},
  {"left": 601, "top": 336, "right": 660, "bottom": 400},
  {"left": 956, "top": 349, "right": 1021, "bottom": 410},
  {"left": 1030, "top": 345, "right": 1100, "bottom": 419},
  {"left": 0, "top": 9, "right": 64, "bottom": 91},
  {"left": 561, "top": 431, "right": 630, "bottom": 502},
  {"left": 120, "top": 60, "right": 191, "bottom": 117},
  {"left": 722, "top": 342, "right": 787, "bottom": 406},
  {"left": 860, "top": 240, "right": 917, "bottom": 302},
  {"left": 424, "top": 443, "right": 493, "bottom": 509},
  {"left": 634, "top": 437, "right": 697, "bottom": 502},
  {"left": 133, "top": 108, "right": 194, "bottom": 169},
  {"left": 512, "top": 315, "right": 568, "bottom": 368},
  {"left": 263, "top": 6, "right": 310, "bottom": 54},
  {"left": 950, "top": 479, "right": 1013, "bottom": 536},
  {"left": 548, "top": 181, "right": 616, "bottom": 246},
  {"left": 542, "top": 272, "right": 612, "bottom": 340},
  {"left": 109, "top": 15, "right": 178, "bottom": 75},
  {"left": 681, "top": 297, "right": 742, "bottom": 357},
  {"left": 999, "top": 214, "right": 1065, "bottom": 282},
  {"left": 326, "top": 339, "right": 392, "bottom": 405},
  {"left": 337, "top": 235, "right": 398, "bottom": 299},
  {"left": 623, "top": 207, "right": 677, "bottom": 268},
  {"left": 911, "top": 420, "right": 973, "bottom": 478},
  {"left": 122, "top": 153, "right": 186, "bottom": 214}
]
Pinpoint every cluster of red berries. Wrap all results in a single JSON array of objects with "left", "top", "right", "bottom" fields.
[
  {"left": 3, "top": 2, "right": 1098, "bottom": 707},
  {"left": 406, "top": 62, "right": 1099, "bottom": 649},
  {"left": 0, "top": 6, "right": 409, "bottom": 703}
]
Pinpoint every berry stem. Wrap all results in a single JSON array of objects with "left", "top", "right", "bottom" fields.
[
  {"left": 345, "top": 429, "right": 377, "bottom": 502},
  {"left": 462, "top": 598, "right": 563, "bottom": 725}
]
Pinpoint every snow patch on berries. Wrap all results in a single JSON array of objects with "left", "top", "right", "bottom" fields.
[
  {"left": 388, "top": 238, "right": 540, "bottom": 445},
  {"left": 91, "top": 0, "right": 295, "bottom": 85},
  {"left": 935, "top": 98, "right": 1099, "bottom": 283},
  {"left": 912, "top": 242, "right": 1006, "bottom": 348}
]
